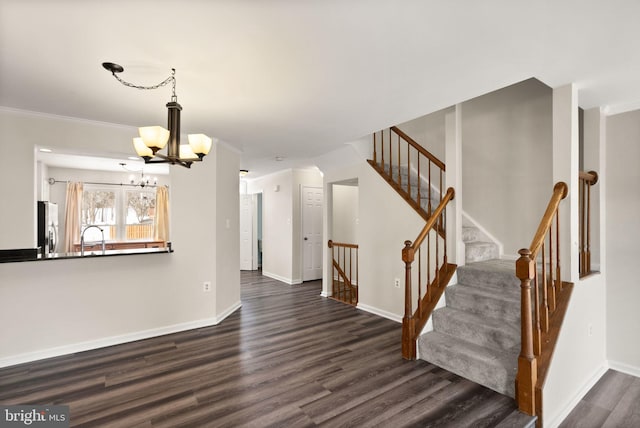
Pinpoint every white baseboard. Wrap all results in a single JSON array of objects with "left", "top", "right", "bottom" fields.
[
  {"left": 0, "top": 300, "right": 244, "bottom": 369},
  {"left": 262, "top": 270, "right": 301, "bottom": 285},
  {"left": 216, "top": 301, "right": 242, "bottom": 324},
  {"left": 608, "top": 359, "right": 640, "bottom": 378},
  {"left": 356, "top": 303, "right": 402, "bottom": 323},
  {"left": 0, "top": 317, "right": 219, "bottom": 369},
  {"left": 320, "top": 290, "right": 330, "bottom": 297},
  {"left": 545, "top": 363, "right": 609, "bottom": 428}
]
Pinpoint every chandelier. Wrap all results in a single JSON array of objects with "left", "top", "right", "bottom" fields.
[{"left": 102, "top": 62, "right": 212, "bottom": 168}]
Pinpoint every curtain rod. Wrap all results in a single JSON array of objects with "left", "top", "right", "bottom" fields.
[{"left": 47, "top": 178, "right": 169, "bottom": 189}]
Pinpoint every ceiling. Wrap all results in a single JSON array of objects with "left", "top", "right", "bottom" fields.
[{"left": 2, "top": 1, "right": 640, "bottom": 178}]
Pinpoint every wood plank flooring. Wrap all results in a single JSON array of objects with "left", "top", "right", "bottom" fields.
[
  {"left": 559, "top": 369, "right": 640, "bottom": 428},
  {"left": 0, "top": 271, "right": 543, "bottom": 426}
]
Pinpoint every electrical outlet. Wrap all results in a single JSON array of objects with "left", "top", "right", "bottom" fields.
[
  {"left": 588, "top": 323, "right": 593, "bottom": 337},
  {"left": 203, "top": 281, "right": 211, "bottom": 292},
  {"left": 394, "top": 278, "right": 401, "bottom": 288}
]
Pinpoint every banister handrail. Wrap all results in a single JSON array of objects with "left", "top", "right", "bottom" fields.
[
  {"left": 390, "top": 126, "right": 446, "bottom": 171},
  {"left": 579, "top": 170, "right": 598, "bottom": 185},
  {"left": 515, "top": 181, "right": 570, "bottom": 417},
  {"left": 328, "top": 240, "right": 359, "bottom": 305},
  {"left": 411, "top": 187, "right": 455, "bottom": 250},
  {"left": 402, "top": 186, "right": 456, "bottom": 360},
  {"left": 528, "top": 182, "right": 568, "bottom": 259},
  {"left": 328, "top": 240, "right": 359, "bottom": 249}
]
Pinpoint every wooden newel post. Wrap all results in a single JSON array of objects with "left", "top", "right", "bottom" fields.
[
  {"left": 402, "top": 240, "right": 416, "bottom": 360},
  {"left": 515, "top": 248, "right": 537, "bottom": 415}
]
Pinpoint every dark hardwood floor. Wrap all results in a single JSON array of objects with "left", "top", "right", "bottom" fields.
[
  {"left": 4, "top": 270, "right": 624, "bottom": 427},
  {"left": 559, "top": 369, "right": 640, "bottom": 428}
]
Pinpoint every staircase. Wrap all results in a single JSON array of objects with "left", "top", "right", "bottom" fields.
[
  {"left": 418, "top": 259, "right": 520, "bottom": 397},
  {"left": 370, "top": 127, "right": 568, "bottom": 426}
]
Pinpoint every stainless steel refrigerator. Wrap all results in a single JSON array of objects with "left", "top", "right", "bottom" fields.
[{"left": 37, "top": 201, "right": 59, "bottom": 254}]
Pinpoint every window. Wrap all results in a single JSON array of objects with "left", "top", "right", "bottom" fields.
[{"left": 82, "top": 186, "right": 156, "bottom": 242}]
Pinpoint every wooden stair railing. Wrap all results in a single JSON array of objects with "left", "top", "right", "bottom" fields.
[
  {"left": 369, "top": 126, "right": 445, "bottom": 223},
  {"left": 515, "top": 182, "right": 574, "bottom": 423},
  {"left": 579, "top": 171, "right": 598, "bottom": 277},
  {"left": 328, "top": 240, "right": 359, "bottom": 305},
  {"left": 402, "top": 187, "right": 457, "bottom": 359}
]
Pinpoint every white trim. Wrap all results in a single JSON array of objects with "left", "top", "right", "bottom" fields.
[
  {"left": 217, "top": 301, "right": 242, "bottom": 324},
  {"left": 544, "top": 363, "right": 608, "bottom": 428},
  {"left": 608, "top": 359, "right": 640, "bottom": 378},
  {"left": 356, "top": 303, "right": 402, "bottom": 323},
  {"left": 0, "top": 317, "right": 218, "bottom": 369},
  {"left": 0, "top": 105, "right": 137, "bottom": 131},
  {"left": 320, "top": 290, "right": 330, "bottom": 297},
  {"left": 262, "top": 270, "right": 301, "bottom": 285}
]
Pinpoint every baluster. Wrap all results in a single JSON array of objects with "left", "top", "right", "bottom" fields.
[
  {"left": 418, "top": 246, "right": 423, "bottom": 315},
  {"left": 349, "top": 247, "right": 353, "bottom": 304},
  {"left": 556, "top": 208, "right": 562, "bottom": 294},
  {"left": 373, "top": 132, "right": 377, "bottom": 165},
  {"left": 435, "top": 217, "right": 440, "bottom": 287},
  {"left": 541, "top": 242, "right": 549, "bottom": 333},
  {"left": 427, "top": 161, "right": 432, "bottom": 216},
  {"left": 355, "top": 247, "right": 359, "bottom": 303},
  {"left": 580, "top": 178, "right": 585, "bottom": 275},
  {"left": 407, "top": 144, "right": 411, "bottom": 201},
  {"left": 586, "top": 180, "right": 592, "bottom": 273},
  {"left": 381, "top": 131, "right": 385, "bottom": 170},
  {"left": 427, "top": 226, "right": 431, "bottom": 301},
  {"left": 533, "top": 261, "right": 541, "bottom": 356},
  {"left": 547, "top": 227, "right": 556, "bottom": 313},
  {"left": 417, "top": 151, "right": 421, "bottom": 210},
  {"left": 397, "top": 133, "right": 401, "bottom": 187}
]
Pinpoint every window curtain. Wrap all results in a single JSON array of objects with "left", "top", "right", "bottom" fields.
[
  {"left": 154, "top": 186, "right": 170, "bottom": 243},
  {"left": 63, "top": 182, "right": 83, "bottom": 253}
]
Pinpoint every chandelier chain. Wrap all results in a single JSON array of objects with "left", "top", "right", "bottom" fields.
[{"left": 110, "top": 68, "right": 177, "bottom": 102}]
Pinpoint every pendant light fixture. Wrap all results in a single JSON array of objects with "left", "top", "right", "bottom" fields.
[{"left": 102, "top": 62, "right": 212, "bottom": 168}]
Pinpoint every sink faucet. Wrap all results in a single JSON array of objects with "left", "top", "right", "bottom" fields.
[{"left": 80, "top": 225, "right": 106, "bottom": 256}]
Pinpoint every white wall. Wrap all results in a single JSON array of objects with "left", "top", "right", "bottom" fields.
[
  {"left": 461, "top": 78, "right": 553, "bottom": 256},
  {"left": 332, "top": 184, "right": 359, "bottom": 244},
  {"left": 323, "top": 160, "right": 424, "bottom": 320},
  {"left": 0, "top": 108, "right": 240, "bottom": 366},
  {"left": 247, "top": 170, "right": 293, "bottom": 283},
  {"left": 605, "top": 109, "right": 640, "bottom": 372},
  {"left": 396, "top": 106, "right": 451, "bottom": 163},
  {"left": 246, "top": 168, "right": 322, "bottom": 284}
]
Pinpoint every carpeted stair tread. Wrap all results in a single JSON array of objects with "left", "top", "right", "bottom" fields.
[
  {"left": 433, "top": 307, "right": 519, "bottom": 349},
  {"left": 418, "top": 331, "right": 518, "bottom": 397},
  {"left": 446, "top": 283, "right": 520, "bottom": 322}
]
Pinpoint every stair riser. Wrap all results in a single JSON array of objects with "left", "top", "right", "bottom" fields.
[
  {"left": 418, "top": 334, "right": 517, "bottom": 397},
  {"left": 432, "top": 309, "right": 519, "bottom": 350},
  {"left": 446, "top": 287, "right": 520, "bottom": 323},
  {"left": 457, "top": 266, "right": 520, "bottom": 290},
  {"left": 462, "top": 227, "right": 479, "bottom": 242},
  {"left": 465, "top": 243, "right": 499, "bottom": 263}
]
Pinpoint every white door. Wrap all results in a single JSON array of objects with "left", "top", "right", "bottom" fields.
[
  {"left": 240, "top": 194, "right": 253, "bottom": 270},
  {"left": 302, "top": 186, "right": 323, "bottom": 281}
]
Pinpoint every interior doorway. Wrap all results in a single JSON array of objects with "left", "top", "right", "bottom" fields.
[
  {"left": 302, "top": 186, "right": 323, "bottom": 281},
  {"left": 239, "top": 192, "right": 263, "bottom": 271}
]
